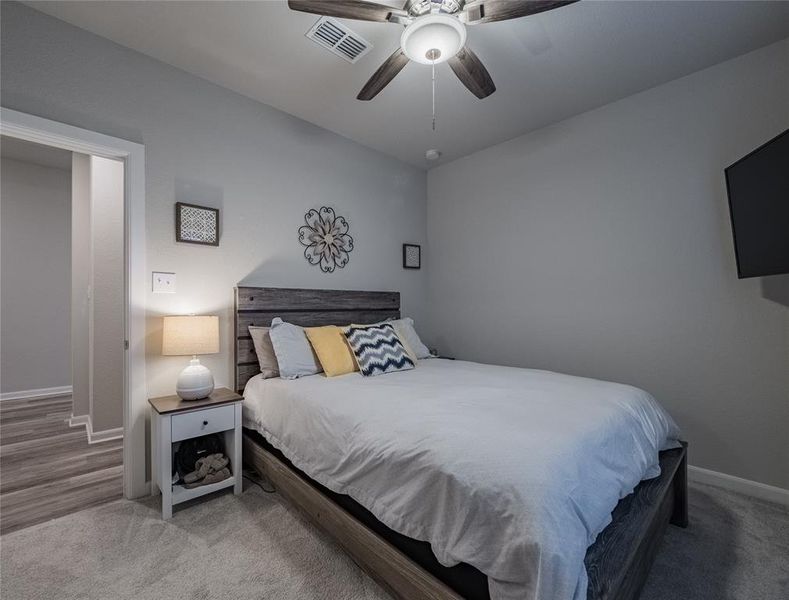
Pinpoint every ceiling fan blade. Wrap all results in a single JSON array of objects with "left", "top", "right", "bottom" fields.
[
  {"left": 462, "top": 0, "right": 578, "bottom": 25},
  {"left": 357, "top": 48, "right": 410, "bottom": 100},
  {"left": 288, "top": 0, "right": 406, "bottom": 23},
  {"left": 448, "top": 46, "right": 496, "bottom": 99}
]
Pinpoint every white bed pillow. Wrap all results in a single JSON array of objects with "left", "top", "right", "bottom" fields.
[
  {"left": 389, "top": 317, "right": 431, "bottom": 359},
  {"left": 247, "top": 326, "right": 280, "bottom": 379},
  {"left": 268, "top": 318, "right": 323, "bottom": 379},
  {"left": 354, "top": 317, "right": 431, "bottom": 361}
]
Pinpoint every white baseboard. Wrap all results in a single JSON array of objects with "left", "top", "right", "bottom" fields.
[
  {"left": 68, "top": 414, "right": 90, "bottom": 428},
  {"left": 0, "top": 385, "right": 72, "bottom": 402},
  {"left": 69, "top": 413, "right": 123, "bottom": 444},
  {"left": 689, "top": 465, "right": 789, "bottom": 506},
  {"left": 88, "top": 426, "right": 123, "bottom": 444}
]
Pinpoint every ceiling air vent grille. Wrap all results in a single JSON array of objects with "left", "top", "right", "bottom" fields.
[{"left": 306, "top": 17, "right": 373, "bottom": 64}]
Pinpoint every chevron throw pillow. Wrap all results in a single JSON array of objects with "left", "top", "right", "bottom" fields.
[{"left": 344, "top": 324, "right": 415, "bottom": 377}]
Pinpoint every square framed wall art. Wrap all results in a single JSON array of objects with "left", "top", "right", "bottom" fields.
[
  {"left": 175, "top": 202, "right": 219, "bottom": 246},
  {"left": 403, "top": 243, "right": 421, "bottom": 269}
]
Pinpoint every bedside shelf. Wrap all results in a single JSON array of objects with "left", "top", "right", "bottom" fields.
[
  {"left": 172, "top": 475, "right": 236, "bottom": 505},
  {"left": 149, "top": 388, "right": 243, "bottom": 519}
]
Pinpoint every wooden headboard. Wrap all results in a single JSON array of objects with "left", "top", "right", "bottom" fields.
[{"left": 234, "top": 287, "right": 400, "bottom": 393}]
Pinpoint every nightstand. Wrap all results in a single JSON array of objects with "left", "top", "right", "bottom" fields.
[{"left": 149, "top": 387, "right": 243, "bottom": 519}]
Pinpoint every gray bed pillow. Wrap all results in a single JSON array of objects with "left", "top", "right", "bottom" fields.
[
  {"left": 247, "top": 326, "right": 280, "bottom": 379},
  {"left": 268, "top": 318, "right": 323, "bottom": 379}
]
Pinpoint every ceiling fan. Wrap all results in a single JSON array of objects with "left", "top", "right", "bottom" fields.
[{"left": 288, "top": 0, "right": 578, "bottom": 100}]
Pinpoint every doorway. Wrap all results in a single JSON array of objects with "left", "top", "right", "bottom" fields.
[
  {"left": 1, "top": 138, "right": 126, "bottom": 533},
  {"left": 1, "top": 108, "right": 146, "bottom": 503}
]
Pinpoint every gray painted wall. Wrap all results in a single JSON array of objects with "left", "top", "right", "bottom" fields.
[
  {"left": 71, "top": 153, "right": 90, "bottom": 417},
  {"left": 427, "top": 39, "right": 789, "bottom": 489},
  {"left": 90, "top": 156, "right": 125, "bottom": 431},
  {"left": 1, "top": 2, "right": 428, "bottom": 399},
  {"left": 71, "top": 154, "right": 127, "bottom": 431},
  {"left": 1, "top": 157, "right": 71, "bottom": 392}
]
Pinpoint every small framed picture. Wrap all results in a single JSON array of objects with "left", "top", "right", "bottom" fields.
[
  {"left": 403, "top": 243, "right": 421, "bottom": 269},
  {"left": 175, "top": 202, "right": 219, "bottom": 246}
]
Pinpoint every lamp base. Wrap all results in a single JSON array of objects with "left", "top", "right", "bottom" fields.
[{"left": 176, "top": 357, "right": 215, "bottom": 400}]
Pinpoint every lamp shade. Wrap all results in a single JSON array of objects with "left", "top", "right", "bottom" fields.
[{"left": 162, "top": 315, "right": 219, "bottom": 356}]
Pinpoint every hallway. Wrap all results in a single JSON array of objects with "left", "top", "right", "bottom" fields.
[{"left": 0, "top": 394, "right": 122, "bottom": 534}]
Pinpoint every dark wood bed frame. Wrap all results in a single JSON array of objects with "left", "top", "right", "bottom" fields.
[{"left": 235, "top": 286, "right": 688, "bottom": 600}]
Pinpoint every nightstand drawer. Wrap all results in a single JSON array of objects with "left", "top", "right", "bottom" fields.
[{"left": 171, "top": 405, "right": 235, "bottom": 442}]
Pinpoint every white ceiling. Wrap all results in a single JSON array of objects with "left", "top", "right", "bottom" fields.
[
  {"left": 1, "top": 135, "right": 72, "bottom": 170},
  {"left": 24, "top": 1, "right": 789, "bottom": 168}
]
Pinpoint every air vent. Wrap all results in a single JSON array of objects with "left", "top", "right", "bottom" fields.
[{"left": 305, "top": 17, "right": 373, "bottom": 64}]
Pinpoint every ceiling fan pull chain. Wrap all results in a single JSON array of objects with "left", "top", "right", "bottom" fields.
[{"left": 431, "top": 58, "right": 436, "bottom": 131}]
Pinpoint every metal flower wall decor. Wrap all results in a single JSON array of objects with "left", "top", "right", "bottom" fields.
[{"left": 298, "top": 207, "right": 354, "bottom": 273}]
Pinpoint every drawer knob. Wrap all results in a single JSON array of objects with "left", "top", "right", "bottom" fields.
[{"left": 202, "top": 420, "right": 208, "bottom": 426}]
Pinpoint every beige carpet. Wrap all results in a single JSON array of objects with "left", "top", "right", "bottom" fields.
[
  {"left": 0, "top": 483, "right": 388, "bottom": 600},
  {"left": 1, "top": 480, "right": 787, "bottom": 600}
]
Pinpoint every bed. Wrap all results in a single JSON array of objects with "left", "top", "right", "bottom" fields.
[{"left": 236, "top": 286, "right": 687, "bottom": 600}]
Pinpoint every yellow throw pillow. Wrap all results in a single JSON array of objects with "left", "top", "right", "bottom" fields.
[{"left": 305, "top": 325, "right": 358, "bottom": 377}]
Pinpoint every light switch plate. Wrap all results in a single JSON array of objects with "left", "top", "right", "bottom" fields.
[{"left": 152, "top": 272, "right": 176, "bottom": 293}]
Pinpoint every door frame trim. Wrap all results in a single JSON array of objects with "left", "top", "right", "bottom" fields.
[{"left": 2, "top": 107, "right": 147, "bottom": 498}]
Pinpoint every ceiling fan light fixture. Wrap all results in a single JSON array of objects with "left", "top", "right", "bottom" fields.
[{"left": 400, "top": 15, "right": 466, "bottom": 65}]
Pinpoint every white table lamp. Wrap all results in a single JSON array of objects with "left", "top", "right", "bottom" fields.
[{"left": 162, "top": 315, "right": 219, "bottom": 400}]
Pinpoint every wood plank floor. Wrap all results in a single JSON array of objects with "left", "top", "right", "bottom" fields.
[{"left": 0, "top": 395, "right": 123, "bottom": 534}]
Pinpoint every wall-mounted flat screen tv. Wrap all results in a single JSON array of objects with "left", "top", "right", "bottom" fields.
[{"left": 725, "top": 129, "right": 789, "bottom": 279}]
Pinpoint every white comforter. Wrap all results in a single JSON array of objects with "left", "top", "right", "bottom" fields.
[{"left": 242, "top": 359, "right": 680, "bottom": 600}]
